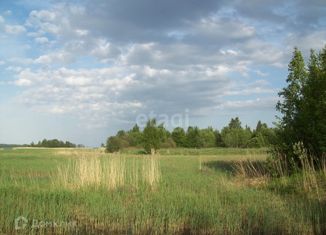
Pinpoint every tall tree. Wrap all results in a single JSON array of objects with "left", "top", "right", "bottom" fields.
[
  {"left": 300, "top": 48, "right": 326, "bottom": 156},
  {"left": 128, "top": 124, "right": 143, "bottom": 146},
  {"left": 186, "top": 126, "right": 203, "bottom": 148},
  {"left": 199, "top": 127, "right": 216, "bottom": 147},
  {"left": 275, "top": 48, "right": 307, "bottom": 162},
  {"left": 275, "top": 46, "right": 326, "bottom": 167},
  {"left": 142, "top": 119, "right": 164, "bottom": 154},
  {"left": 171, "top": 127, "right": 187, "bottom": 147},
  {"left": 221, "top": 117, "right": 251, "bottom": 148},
  {"left": 228, "top": 117, "right": 242, "bottom": 129},
  {"left": 214, "top": 130, "right": 224, "bottom": 147},
  {"left": 277, "top": 48, "right": 307, "bottom": 125}
]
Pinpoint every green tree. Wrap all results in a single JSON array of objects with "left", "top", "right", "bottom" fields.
[
  {"left": 171, "top": 127, "right": 187, "bottom": 147},
  {"left": 276, "top": 48, "right": 307, "bottom": 160},
  {"left": 228, "top": 117, "right": 242, "bottom": 129},
  {"left": 158, "top": 124, "right": 175, "bottom": 148},
  {"left": 221, "top": 118, "right": 251, "bottom": 148},
  {"left": 128, "top": 124, "right": 143, "bottom": 146},
  {"left": 199, "top": 127, "right": 216, "bottom": 147},
  {"left": 214, "top": 130, "right": 224, "bottom": 147},
  {"left": 275, "top": 46, "right": 326, "bottom": 167},
  {"left": 186, "top": 126, "right": 203, "bottom": 148},
  {"left": 299, "top": 48, "right": 326, "bottom": 156},
  {"left": 142, "top": 119, "right": 164, "bottom": 154},
  {"left": 249, "top": 121, "right": 276, "bottom": 148},
  {"left": 255, "top": 121, "right": 267, "bottom": 134}
]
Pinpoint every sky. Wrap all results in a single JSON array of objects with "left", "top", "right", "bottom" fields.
[{"left": 0, "top": 0, "right": 325, "bottom": 146}]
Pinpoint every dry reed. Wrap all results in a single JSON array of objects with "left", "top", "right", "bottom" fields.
[{"left": 53, "top": 154, "right": 160, "bottom": 190}]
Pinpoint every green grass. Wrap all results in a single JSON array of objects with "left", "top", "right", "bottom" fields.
[{"left": 0, "top": 148, "right": 325, "bottom": 234}]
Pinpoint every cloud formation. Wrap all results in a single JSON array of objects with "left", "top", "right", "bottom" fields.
[{"left": 0, "top": 0, "right": 325, "bottom": 144}]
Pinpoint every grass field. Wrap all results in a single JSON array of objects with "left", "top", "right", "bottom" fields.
[{"left": 0, "top": 148, "right": 325, "bottom": 234}]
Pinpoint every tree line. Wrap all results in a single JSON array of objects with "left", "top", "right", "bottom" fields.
[
  {"left": 106, "top": 118, "right": 276, "bottom": 153},
  {"left": 30, "top": 139, "right": 80, "bottom": 148}
]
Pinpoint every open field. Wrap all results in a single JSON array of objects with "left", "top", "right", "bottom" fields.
[{"left": 0, "top": 148, "right": 325, "bottom": 234}]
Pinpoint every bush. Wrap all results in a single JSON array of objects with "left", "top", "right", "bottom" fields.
[{"left": 106, "top": 136, "right": 126, "bottom": 153}]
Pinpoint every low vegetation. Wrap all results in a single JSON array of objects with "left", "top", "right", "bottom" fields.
[{"left": 1, "top": 148, "right": 326, "bottom": 234}]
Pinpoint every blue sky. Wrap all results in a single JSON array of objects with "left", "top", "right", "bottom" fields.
[{"left": 0, "top": 0, "right": 325, "bottom": 146}]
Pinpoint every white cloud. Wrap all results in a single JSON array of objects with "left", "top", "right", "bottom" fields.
[
  {"left": 189, "top": 16, "right": 256, "bottom": 44},
  {"left": 143, "top": 66, "right": 171, "bottom": 77},
  {"left": 35, "top": 37, "right": 49, "bottom": 44},
  {"left": 25, "top": 4, "right": 85, "bottom": 38},
  {"left": 15, "top": 78, "right": 32, "bottom": 86},
  {"left": 75, "top": 29, "right": 88, "bottom": 36},
  {"left": 29, "top": 10, "right": 56, "bottom": 22},
  {"left": 217, "top": 97, "right": 278, "bottom": 110},
  {"left": 65, "top": 76, "right": 92, "bottom": 86},
  {"left": 34, "top": 51, "right": 73, "bottom": 64},
  {"left": 13, "top": 63, "right": 231, "bottom": 126},
  {"left": 205, "top": 65, "right": 230, "bottom": 76},
  {"left": 220, "top": 49, "right": 239, "bottom": 56},
  {"left": 91, "top": 38, "right": 120, "bottom": 61},
  {"left": 49, "top": 106, "right": 66, "bottom": 114},
  {"left": 286, "top": 31, "right": 326, "bottom": 53},
  {"left": 224, "top": 80, "right": 277, "bottom": 96},
  {"left": 5, "top": 24, "right": 26, "bottom": 34}
]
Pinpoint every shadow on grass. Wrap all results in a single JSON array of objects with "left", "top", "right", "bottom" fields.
[
  {"left": 205, "top": 160, "right": 326, "bottom": 233},
  {"left": 204, "top": 160, "right": 236, "bottom": 174},
  {"left": 204, "top": 160, "right": 268, "bottom": 177}
]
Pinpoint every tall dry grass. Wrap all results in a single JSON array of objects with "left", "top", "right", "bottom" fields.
[
  {"left": 292, "top": 142, "right": 326, "bottom": 200},
  {"left": 232, "top": 160, "right": 268, "bottom": 178},
  {"left": 53, "top": 154, "right": 161, "bottom": 190},
  {"left": 103, "top": 156, "right": 126, "bottom": 189},
  {"left": 142, "top": 156, "right": 161, "bottom": 187},
  {"left": 232, "top": 143, "right": 326, "bottom": 200}
]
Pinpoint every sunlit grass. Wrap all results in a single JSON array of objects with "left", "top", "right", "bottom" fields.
[{"left": 0, "top": 148, "right": 325, "bottom": 234}]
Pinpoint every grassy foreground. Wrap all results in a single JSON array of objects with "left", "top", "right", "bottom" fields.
[{"left": 0, "top": 148, "right": 325, "bottom": 234}]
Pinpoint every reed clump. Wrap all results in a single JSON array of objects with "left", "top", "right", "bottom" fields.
[{"left": 54, "top": 155, "right": 161, "bottom": 190}]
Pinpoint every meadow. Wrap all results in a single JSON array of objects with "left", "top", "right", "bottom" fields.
[{"left": 0, "top": 148, "right": 325, "bottom": 234}]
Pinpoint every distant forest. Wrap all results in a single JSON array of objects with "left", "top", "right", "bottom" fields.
[
  {"left": 30, "top": 139, "right": 81, "bottom": 148},
  {"left": 0, "top": 144, "right": 28, "bottom": 149},
  {"left": 106, "top": 117, "right": 276, "bottom": 153}
]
